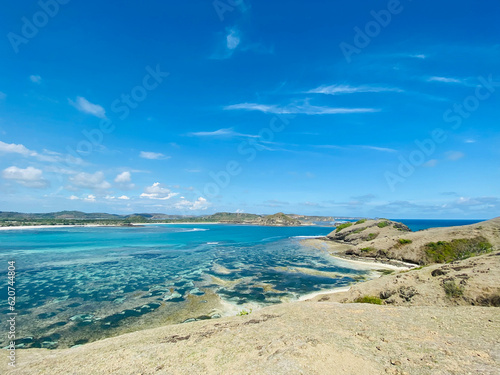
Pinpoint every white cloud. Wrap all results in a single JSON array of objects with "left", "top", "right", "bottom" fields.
[
  {"left": 140, "top": 182, "right": 178, "bottom": 200},
  {"left": 226, "top": 28, "right": 240, "bottom": 50},
  {"left": 427, "top": 76, "right": 463, "bottom": 84},
  {"left": 139, "top": 151, "right": 169, "bottom": 160},
  {"left": 174, "top": 197, "right": 210, "bottom": 211},
  {"left": 115, "top": 171, "right": 131, "bottom": 183},
  {"left": 224, "top": 102, "right": 379, "bottom": 115},
  {"left": 69, "top": 195, "right": 79, "bottom": 200},
  {"left": 359, "top": 145, "right": 397, "bottom": 153},
  {"left": 187, "top": 128, "right": 259, "bottom": 138},
  {"left": 118, "top": 195, "right": 130, "bottom": 200},
  {"left": 69, "top": 96, "right": 106, "bottom": 119},
  {"left": 2, "top": 166, "right": 49, "bottom": 188},
  {"left": 114, "top": 171, "right": 135, "bottom": 189},
  {"left": 423, "top": 159, "right": 438, "bottom": 167},
  {"left": 307, "top": 84, "right": 403, "bottom": 95},
  {"left": 69, "top": 171, "right": 111, "bottom": 190},
  {"left": 45, "top": 166, "right": 78, "bottom": 175},
  {"left": 464, "top": 139, "right": 476, "bottom": 144},
  {"left": 0, "top": 141, "right": 34, "bottom": 156},
  {"left": 30, "top": 75, "right": 42, "bottom": 84},
  {"left": 0, "top": 141, "right": 83, "bottom": 164},
  {"left": 446, "top": 151, "right": 465, "bottom": 161},
  {"left": 84, "top": 194, "right": 96, "bottom": 202}
]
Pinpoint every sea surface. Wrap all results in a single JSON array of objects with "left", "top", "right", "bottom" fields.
[
  {"left": 1, "top": 224, "right": 365, "bottom": 349},
  {"left": 396, "top": 219, "right": 485, "bottom": 232}
]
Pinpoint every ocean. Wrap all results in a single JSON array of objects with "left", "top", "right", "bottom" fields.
[
  {"left": 1, "top": 224, "right": 362, "bottom": 349},
  {"left": 395, "top": 219, "right": 485, "bottom": 232}
]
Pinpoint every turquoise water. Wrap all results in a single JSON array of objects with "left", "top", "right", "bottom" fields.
[
  {"left": 1, "top": 224, "right": 367, "bottom": 349},
  {"left": 396, "top": 219, "right": 485, "bottom": 232}
]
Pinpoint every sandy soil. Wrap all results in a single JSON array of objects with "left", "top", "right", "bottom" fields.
[{"left": 4, "top": 302, "right": 499, "bottom": 375}]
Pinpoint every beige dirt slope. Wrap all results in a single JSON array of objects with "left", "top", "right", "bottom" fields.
[
  {"left": 4, "top": 218, "right": 500, "bottom": 375},
  {"left": 5, "top": 302, "right": 500, "bottom": 375}
]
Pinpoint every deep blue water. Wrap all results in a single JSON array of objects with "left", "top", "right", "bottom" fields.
[
  {"left": 0, "top": 224, "right": 364, "bottom": 349},
  {"left": 395, "top": 219, "right": 485, "bottom": 232}
]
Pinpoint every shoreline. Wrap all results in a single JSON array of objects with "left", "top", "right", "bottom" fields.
[{"left": 0, "top": 224, "right": 124, "bottom": 231}]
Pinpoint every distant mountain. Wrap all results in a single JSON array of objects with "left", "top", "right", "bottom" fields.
[
  {"left": 257, "top": 212, "right": 302, "bottom": 226},
  {"left": 0, "top": 210, "right": 336, "bottom": 227}
]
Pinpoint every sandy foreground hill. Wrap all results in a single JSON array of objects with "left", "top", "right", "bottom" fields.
[{"left": 4, "top": 218, "right": 500, "bottom": 375}]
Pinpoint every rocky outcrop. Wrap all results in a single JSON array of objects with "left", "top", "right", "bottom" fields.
[{"left": 324, "top": 217, "right": 500, "bottom": 265}]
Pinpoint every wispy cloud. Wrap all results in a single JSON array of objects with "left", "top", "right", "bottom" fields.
[
  {"left": 224, "top": 102, "right": 379, "bottom": 115},
  {"left": 307, "top": 84, "right": 403, "bottom": 95},
  {"left": 139, "top": 151, "right": 169, "bottom": 160},
  {"left": 187, "top": 127, "right": 259, "bottom": 138},
  {"left": 359, "top": 145, "right": 397, "bottom": 153},
  {"left": 69, "top": 96, "right": 106, "bottom": 119},
  {"left": 312, "top": 144, "right": 396, "bottom": 153},
  {"left": 446, "top": 151, "right": 465, "bottom": 161},
  {"left": 0, "top": 92, "right": 6, "bottom": 100},
  {"left": 226, "top": 27, "right": 240, "bottom": 50},
  {"left": 29, "top": 75, "right": 42, "bottom": 84},
  {"left": 69, "top": 171, "right": 111, "bottom": 190},
  {"left": 0, "top": 140, "right": 84, "bottom": 164},
  {"left": 427, "top": 76, "right": 463, "bottom": 84}
]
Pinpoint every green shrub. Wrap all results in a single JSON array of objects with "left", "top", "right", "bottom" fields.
[
  {"left": 367, "top": 233, "right": 378, "bottom": 241},
  {"left": 354, "top": 296, "right": 383, "bottom": 305},
  {"left": 398, "top": 238, "right": 412, "bottom": 245},
  {"left": 377, "top": 221, "right": 390, "bottom": 228},
  {"left": 424, "top": 236, "right": 492, "bottom": 263},
  {"left": 335, "top": 222, "right": 353, "bottom": 232},
  {"left": 353, "top": 227, "right": 367, "bottom": 234},
  {"left": 443, "top": 280, "right": 464, "bottom": 298},
  {"left": 377, "top": 269, "right": 395, "bottom": 275},
  {"left": 355, "top": 219, "right": 367, "bottom": 225},
  {"left": 360, "top": 247, "right": 375, "bottom": 253},
  {"left": 237, "top": 308, "right": 252, "bottom": 316}
]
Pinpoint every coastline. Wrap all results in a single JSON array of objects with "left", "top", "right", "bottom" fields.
[{"left": 0, "top": 224, "right": 121, "bottom": 231}]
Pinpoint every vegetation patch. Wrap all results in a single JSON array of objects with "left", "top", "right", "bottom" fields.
[
  {"left": 353, "top": 296, "right": 383, "bottom": 305},
  {"left": 360, "top": 247, "right": 375, "bottom": 253},
  {"left": 377, "top": 221, "right": 390, "bottom": 228},
  {"left": 377, "top": 269, "right": 395, "bottom": 276},
  {"left": 237, "top": 309, "right": 252, "bottom": 316},
  {"left": 443, "top": 280, "right": 464, "bottom": 299},
  {"left": 398, "top": 238, "right": 413, "bottom": 245},
  {"left": 335, "top": 222, "right": 353, "bottom": 232},
  {"left": 424, "top": 236, "right": 493, "bottom": 263},
  {"left": 355, "top": 219, "right": 367, "bottom": 225},
  {"left": 353, "top": 228, "right": 367, "bottom": 234},
  {"left": 366, "top": 233, "right": 378, "bottom": 241}
]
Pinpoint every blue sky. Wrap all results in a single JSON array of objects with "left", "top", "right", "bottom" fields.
[{"left": 0, "top": 0, "right": 499, "bottom": 219}]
